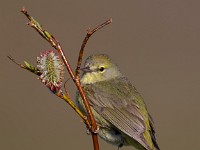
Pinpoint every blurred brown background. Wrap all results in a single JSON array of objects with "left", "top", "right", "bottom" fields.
[{"left": 1, "top": 0, "right": 200, "bottom": 150}]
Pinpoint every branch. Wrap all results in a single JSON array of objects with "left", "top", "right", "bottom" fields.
[
  {"left": 75, "top": 18, "right": 112, "bottom": 77},
  {"left": 20, "top": 7, "right": 113, "bottom": 150}
]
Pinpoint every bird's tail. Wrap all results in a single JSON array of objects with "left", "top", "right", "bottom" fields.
[{"left": 149, "top": 120, "right": 160, "bottom": 150}]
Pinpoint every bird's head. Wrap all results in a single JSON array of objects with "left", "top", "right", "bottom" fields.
[{"left": 81, "top": 54, "right": 122, "bottom": 84}]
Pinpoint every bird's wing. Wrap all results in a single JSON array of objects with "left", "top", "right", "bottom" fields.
[
  {"left": 83, "top": 76, "right": 151, "bottom": 149},
  {"left": 96, "top": 106, "right": 150, "bottom": 149}
]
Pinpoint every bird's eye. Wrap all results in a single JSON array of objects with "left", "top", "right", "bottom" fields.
[{"left": 99, "top": 66, "right": 105, "bottom": 72}]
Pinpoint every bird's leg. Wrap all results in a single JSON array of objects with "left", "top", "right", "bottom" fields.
[{"left": 85, "top": 122, "right": 110, "bottom": 134}]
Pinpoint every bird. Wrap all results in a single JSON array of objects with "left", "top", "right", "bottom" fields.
[{"left": 76, "top": 54, "right": 160, "bottom": 150}]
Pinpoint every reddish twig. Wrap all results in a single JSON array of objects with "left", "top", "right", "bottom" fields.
[
  {"left": 73, "top": 19, "right": 112, "bottom": 150},
  {"left": 75, "top": 18, "right": 112, "bottom": 77}
]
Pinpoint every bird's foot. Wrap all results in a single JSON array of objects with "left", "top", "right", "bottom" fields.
[{"left": 86, "top": 124, "right": 99, "bottom": 135}]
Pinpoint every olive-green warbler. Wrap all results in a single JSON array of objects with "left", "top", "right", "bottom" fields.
[{"left": 76, "top": 54, "right": 160, "bottom": 150}]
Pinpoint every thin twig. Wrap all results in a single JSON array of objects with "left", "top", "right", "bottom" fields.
[
  {"left": 56, "top": 92, "right": 91, "bottom": 129},
  {"left": 20, "top": 7, "right": 102, "bottom": 150},
  {"left": 7, "top": 55, "right": 40, "bottom": 75},
  {"left": 64, "top": 78, "right": 71, "bottom": 97},
  {"left": 7, "top": 55, "right": 26, "bottom": 69},
  {"left": 75, "top": 18, "right": 112, "bottom": 77}
]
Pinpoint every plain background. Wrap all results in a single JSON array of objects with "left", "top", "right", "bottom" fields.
[{"left": 1, "top": 0, "right": 200, "bottom": 150}]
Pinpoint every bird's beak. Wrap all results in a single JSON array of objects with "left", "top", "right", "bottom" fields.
[{"left": 80, "top": 67, "right": 92, "bottom": 72}]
